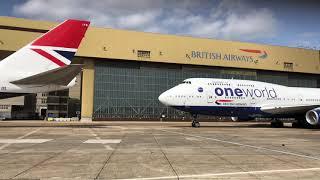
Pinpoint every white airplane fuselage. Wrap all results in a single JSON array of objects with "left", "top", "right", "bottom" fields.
[{"left": 159, "top": 78, "right": 320, "bottom": 126}]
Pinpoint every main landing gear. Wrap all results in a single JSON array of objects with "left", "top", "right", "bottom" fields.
[
  {"left": 191, "top": 114, "right": 200, "bottom": 128},
  {"left": 270, "top": 119, "right": 284, "bottom": 128},
  {"left": 292, "top": 121, "right": 302, "bottom": 128},
  {"left": 292, "top": 118, "right": 314, "bottom": 129}
]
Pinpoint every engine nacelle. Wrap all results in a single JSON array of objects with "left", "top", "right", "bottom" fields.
[
  {"left": 305, "top": 108, "right": 320, "bottom": 125},
  {"left": 231, "top": 117, "right": 238, "bottom": 122},
  {"left": 231, "top": 117, "right": 254, "bottom": 122}
]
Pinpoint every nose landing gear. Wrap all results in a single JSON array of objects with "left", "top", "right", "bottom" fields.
[{"left": 191, "top": 114, "right": 200, "bottom": 128}]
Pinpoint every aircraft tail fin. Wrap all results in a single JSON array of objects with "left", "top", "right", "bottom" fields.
[{"left": 0, "top": 19, "right": 90, "bottom": 82}]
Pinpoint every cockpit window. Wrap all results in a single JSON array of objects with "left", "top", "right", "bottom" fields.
[{"left": 182, "top": 81, "right": 191, "bottom": 84}]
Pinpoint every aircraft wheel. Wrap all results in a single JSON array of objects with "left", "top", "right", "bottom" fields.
[
  {"left": 294, "top": 117, "right": 315, "bottom": 129},
  {"left": 292, "top": 121, "right": 301, "bottom": 128},
  {"left": 191, "top": 122, "right": 195, "bottom": 127},
  {"left": 194, "top": 121, "right": 200, "bottom": 128},
  {"left": 191, "top": 114, "right": 200, "bottom": 128},
  {"left": 191, "top": 120, "right": 200, "bottom": 128},
  {"left": 301, "top": 120, "right": 315, "bottom": 129}
]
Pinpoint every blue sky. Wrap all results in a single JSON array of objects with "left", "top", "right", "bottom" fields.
[{"left": 1, "top": 0, "right": 319, "bottom": 49}]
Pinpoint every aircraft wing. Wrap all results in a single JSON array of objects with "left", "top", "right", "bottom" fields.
[
  {"left": 11, "top": 64, "right": 83, "bottom": 86},
  {"left": 260, "top": 104, "right": 319, "bottom": 114}
]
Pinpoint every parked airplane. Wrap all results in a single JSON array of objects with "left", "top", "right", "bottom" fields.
[
  {"left": 159, "top": 78, "right": 320, "bottom": 128},
  {"left": 0, "top": 19, "right": 90, "bottom": 99}
]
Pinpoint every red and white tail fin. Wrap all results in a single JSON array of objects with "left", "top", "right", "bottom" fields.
[{"left": 0, "top": 19, "right": 90, "bottom": 82}]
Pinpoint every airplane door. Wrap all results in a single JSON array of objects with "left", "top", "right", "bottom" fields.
[
  {"left": 298, "top": 94, "right": 303, "bottom": 105},
  {"left": 183, "top": 97, "right": 187, "bottom": 106},
  {"left": 251, "top": 97, "right": 256, "bottom": 105},
  {"left": 207, "top": 94, "right": 214, "bottom": 103},
  {"left": 183, "top": 95, "right": 189, "bottom": 106}
]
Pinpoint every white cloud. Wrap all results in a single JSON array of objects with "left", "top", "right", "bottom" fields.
[
  {"left": 290, "top": 39, "right": 320, "bottom": 50},
  {"left": 288, "top": 31, "right": 320, "bottom": 50},
  {"left": 13, "top": 0, "right": 278, "bottom": 41},
  {"left": 220, "top": 9, "right": 277, "bottom": 39},
  {"left": 118, "top": 11, "right": 161, "bottom": 29}
]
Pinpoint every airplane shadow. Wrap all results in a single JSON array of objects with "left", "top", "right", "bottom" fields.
[{"left": 172, "top": 123, "right": 320, "bottom": 129}]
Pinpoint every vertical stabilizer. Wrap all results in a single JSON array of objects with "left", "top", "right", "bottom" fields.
[{"left": 0, "top": 19, "right": 90, "bottom": 82}]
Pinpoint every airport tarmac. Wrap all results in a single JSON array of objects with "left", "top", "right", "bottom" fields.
[{"left": 1, "top": 121, "right": 320, "bottom": 179}]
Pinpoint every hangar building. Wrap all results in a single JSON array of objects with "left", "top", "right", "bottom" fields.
[{"left": 0, "top": 17, "right": 320, "bottom": 121}]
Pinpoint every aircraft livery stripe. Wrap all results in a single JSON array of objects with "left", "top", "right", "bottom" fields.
[
  {"left": 217, "top": 100, "right": 233, "bottom": 102},
  {"left": 239, "top": 49, "right": 261, "bottom": 53},
  {"left": 54, "top": 50, "right": 76, "bottom": 60},
  {"left": 31, "top": 48, "right": 66, "bottom": 67}
]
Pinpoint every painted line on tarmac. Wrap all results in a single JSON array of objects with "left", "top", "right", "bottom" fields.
[
  {"left": 103, "top": 126, "right": 128, "bottom": 130},
  {"left": 153, "top": 127, "right": 181, "bottom": 130},
  {"left": 88, "top": 128, "right": 121, "bottom": 150},
  {"left": 18, "top": 128, "right": 41, "bottom": 139},
  {"left": 185, "top": 137, "right": 202, "bottom": 141},
  {"left": 0, "top": 139, "right": 52, "bottom": 143},
  {"left": 84, "top": 139, "right": 122, "bottom": 144},
  {"left": 160, "top": 129, "right": 320, "bottom": 161},
  {"left": 0, "top": 128, "right": 41, "bottom": 150},
  {"left": 117, "top": 167, "right": 320, "bottom": 180}
]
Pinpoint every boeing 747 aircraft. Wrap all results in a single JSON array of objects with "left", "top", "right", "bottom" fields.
[
  {"left": 0, "top": 19, "right": 90, "bottom": 99},
  {"left": 159, "top": 78, "right": 320, "bottom": 128}
]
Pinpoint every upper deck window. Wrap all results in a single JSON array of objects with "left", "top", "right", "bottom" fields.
[{"left": 182, "top": 81, "right": 191, "bottom": 84}]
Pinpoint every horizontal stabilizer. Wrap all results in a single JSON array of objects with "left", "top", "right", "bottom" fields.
[{"left": 11, "top": 64, "right": 83, "bottom": 86}]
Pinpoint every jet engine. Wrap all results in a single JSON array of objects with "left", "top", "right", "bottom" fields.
[
  {"left": 305, "top": 108, "right": 320, "bottom": 125},
  {"left": 231, "top": 117, "right": 254, "bottom": 122},
  {"left": 231, "top": 117, "right": 239, "bottom": 122}
]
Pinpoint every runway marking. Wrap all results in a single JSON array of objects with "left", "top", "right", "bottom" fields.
[
  {"left": 84, "top": 139, "right": 122, "bottom": 144},
  {"left": 106, "top": 126, "right": 128, "bottom": 130},
  {"left": 17, "top": 128, "right": 41, "bottom": 139},
  {"left": 185, "top": 137, "right": 202, "bottom": 141},
  {"left": 88, "top": 128, "right": 121, "bottom": 151},
  {"left": 0, "top": 139, "right": 52, "bottom": 143},
  {"left": 116, "top": 167, "right": 320, "bottom": 180},
  {"left": 0, "top": 128, "right": 41, "bottom": 150},
  {"left": 153, "top": 127, "right": 181, "bottom": 130},
  {"left": 160, "top": 129, "right": 320, "bottom": 161},
  {"left": 104, "top": 145, "right": 114, "bottom": 150}
]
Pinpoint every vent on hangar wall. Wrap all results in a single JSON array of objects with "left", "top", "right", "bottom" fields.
[
  {"left": 137, "top": 50, "right": 151, "bottom": 59},
  {"left": 284, "top": 62, "right": 293, "bottom": 71}
]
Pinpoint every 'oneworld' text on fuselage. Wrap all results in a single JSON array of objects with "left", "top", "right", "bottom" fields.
[{"left": 214, "top": 87, "right": 277, "bottom": 98}]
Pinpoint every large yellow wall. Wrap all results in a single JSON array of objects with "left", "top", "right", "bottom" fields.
[{"left": 0, "top": 16, "right": 319, "bottom": 74}]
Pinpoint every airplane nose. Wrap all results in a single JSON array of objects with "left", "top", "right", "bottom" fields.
[
  {"left": 158, "top": 92, "right": 168, "bottom": 105},
  {"left": 158, "top": 93, "right": 165, "bottom": 104}
]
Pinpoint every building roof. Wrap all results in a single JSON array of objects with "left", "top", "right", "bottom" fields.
[{"left": 0, "top": 16, "right": 319, "bottom": 74}]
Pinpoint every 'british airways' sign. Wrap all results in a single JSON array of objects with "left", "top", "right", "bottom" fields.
[{"left": 187, "top": 49, "right": 268, "bottom": 64}]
